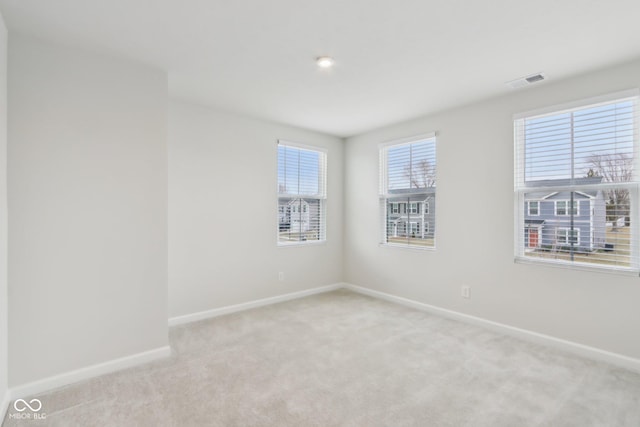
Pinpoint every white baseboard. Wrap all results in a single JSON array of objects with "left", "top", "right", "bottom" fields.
[
  {"left": 9, "top": 281, "right": 637, "bottom": 405},
  {"left": 169, "top": 283, "right": 344, "bottom": 327},
  {"left": 9, "top": 346, "right": 171, "bottom": 399},
  {"left": 344, "top": 283, "right": 640, "bottom": 374},
  {"left": 1, "top": 389, "right": 10, "bottom": 424},
  {"left": 8, "top": 284, "right": 343, "bottom": 401}
]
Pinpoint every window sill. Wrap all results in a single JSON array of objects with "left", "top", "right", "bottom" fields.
[
  {"left": 277, "top": 240, "right": 326, "bottom": 248},
  {"left": 379, "top": 242, "right": 436, "bottom": 252},
  {"left": 514, "top": 256, "right": 639, "bottom": 277}
]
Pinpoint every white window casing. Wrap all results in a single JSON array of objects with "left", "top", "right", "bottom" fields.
[
  {"left": 277, "top": 141, "right": 327, "bottom": 246},
  {"left": 514, "top": 89, "right": 640, "bottom": 273},
  {"left": 379, "top": 133, "right": 436, "bottom": 249},
  {"left": 556, "top": 227, "right": 580, "bottom": 245},
  {"left": 554, "top": 200, "right": 578, "bottom": 216}
]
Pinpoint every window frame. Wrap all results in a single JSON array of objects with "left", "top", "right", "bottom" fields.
[
  {"left": 277, "top": 140, "right": 327, "bottom": 247},
  {"left": 554, "top": 200, "right": 578, "bottom": 217},
  {"left": 514, "top": 89, "right": 640, "bottom": 274},
  {"left": 527, "top": 201, "right": 539, "bottom": 216},
  {"left": 379, "top": 132, "right": 437, "bottom": 250},
  {"left": 556, "top": 227, "right": 579, "bottom": 246}
]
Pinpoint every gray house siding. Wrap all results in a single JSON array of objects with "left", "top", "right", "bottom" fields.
[
  {"left": 524, "top": 190, "right": 606, "bottom": 252},
  {"left": 593, "top": 195, "right": 606, "bottom": 248},
  {"left": 386, "top": 191, "right": 435, "bottom": 239},
  {"left": 278, "top": 197, "right": 322, "bottom": 236}
]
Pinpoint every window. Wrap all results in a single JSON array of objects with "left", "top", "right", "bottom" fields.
[
  {"left": 515, "top": 91, "right": 639, "bottom": 271},
  {"left": 557, "top": 228, "right": 579, "bottom": 246},
  {"left": 555, "top": 200, "right": 578, "bottom": 216},
  {"left": 409, "top": 222, "right": 419, "bottom": 235},
  {"left": 277, "top": 141, "right": 327, "bottom": 245},
  {"left": 380, "top": 133, "right": 436, "bottom": 248}
]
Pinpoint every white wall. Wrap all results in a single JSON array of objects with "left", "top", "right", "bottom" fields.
[
  {"left": 169, "top": 101, "right": 343, "bottom": 318},
  {"left": 345, "top": 58, "right": 640, "bottom": 360},
  {"left": 0, "top": 9, "right": 7, "bottom": 416},
  {"left": 8, "top": 35, "right": 168, "bottom": 387}
]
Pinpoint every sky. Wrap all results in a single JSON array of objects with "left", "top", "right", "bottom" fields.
[
  {"left": 278, "top": 99, "right": 635, "bottom": 195},
  {"left": 277, "top": 145, "right": 323, "bottom": 196},
  {"left": 522, "top": 99, "right": 635, "bottom": 182},
  {"left": 386, "top": 138, "right": 436, "bottom": 190}
]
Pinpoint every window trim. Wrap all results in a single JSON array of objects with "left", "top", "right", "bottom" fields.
[
  {"left": 409, "top": 221, "right": 419, "bottom": 234},
  {"left": 556, "top": 227, "right": 579, "bottom": 246},
  {"left": 554, "top": 200, "right": 578, "bottom": 217},
  {"left": 514, "top": 90, "right": 640, "bottom": 273},
  {"left": 379, "top": 132, "right": 437, "bottom": 251},
  {"left": 513, "top": 89, "right": 640, "bottom": 122},
  {"left": 277, "top": 140, "right": 327, "bottom": 247},
  {"left": 527, "top": 201, "right": 539, "bottom": 216}
]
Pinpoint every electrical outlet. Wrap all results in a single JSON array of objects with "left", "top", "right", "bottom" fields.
[
  {"left": 278, "top": 272, "right": 284, "bottom": 282},
  {"left": 461, "top": 286, "right": 470, "bottom": 299}
]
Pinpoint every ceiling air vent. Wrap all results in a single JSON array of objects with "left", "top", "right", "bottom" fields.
[{"left": 506, "top": 73, "right": 546, "bottom": 89}]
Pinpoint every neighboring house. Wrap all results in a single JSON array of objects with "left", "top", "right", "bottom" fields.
[
  {"left": 524, "top": 177, "right": 606, "bottom": 252},
  {"left": 289, "top": 198, "right": 310, "bottom": 233},
  {"left": 278, "top": 204, "right": 290, "bottom": 231},
  {"left": 386, "top": 188, "right": 436, "bottom": 239},
  {"left": 278, "top": 198, "right": 321, "bottom": 234}
]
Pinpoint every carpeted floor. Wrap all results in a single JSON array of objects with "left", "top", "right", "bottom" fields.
[{"left": 3, "top": 289, "right": 640, "bottom": 426}]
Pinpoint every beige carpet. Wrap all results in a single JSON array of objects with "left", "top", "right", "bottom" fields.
[{"left": 3, "top": 289, "right": 640, "bottom": 426}]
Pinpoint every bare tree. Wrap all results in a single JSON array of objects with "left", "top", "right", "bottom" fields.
[
  {"left": 588, "top": 153, "right": 633, "bottom": 183},
  {"left": 404, "top": 159, "right": 436, "bottom": 188},
  {"left": 588, "top": 153, "right": 632, "bottom": 202},
  {"left": 588, "top": 153, "right": 633, "bottom": 221}
]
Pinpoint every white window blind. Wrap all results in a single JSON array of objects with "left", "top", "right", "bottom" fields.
[
  {"left": 514, "top": 91, "right": 640, "bottom": 272},
  {"left": 379, "top": 134, "right": 436, "bottom": 248},
  {"left": 277, "top": 141, "right": 327, "bottom": 245}
]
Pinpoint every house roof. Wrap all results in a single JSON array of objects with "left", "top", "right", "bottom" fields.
[
  {"left": 286, "top": 198, "right": 309, "bottom": 205},
  {"left": 541, "top": 191, "right": 597, "bottom": 200},
  {"left": 388, "top": 187, "right": 436, "bottom": 194},
  {"left": 390, "top": 215, "right": 427, "bottom": 222},
  {"left": 525, "top": 177, "right": 602, "bottom": 200},
  {"left": 524, "top": 176, "right": 603, "bottom": 188},
  {"left": 387, "top": 188, "right": 435, "bottom": 203},
  {"left": 525, "top": 219, "right": 545, "bottom": 226}
]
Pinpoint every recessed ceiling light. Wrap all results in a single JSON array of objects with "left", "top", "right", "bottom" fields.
[{"left": 316, "top": 56, "right": 335, "bottom": 68}]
